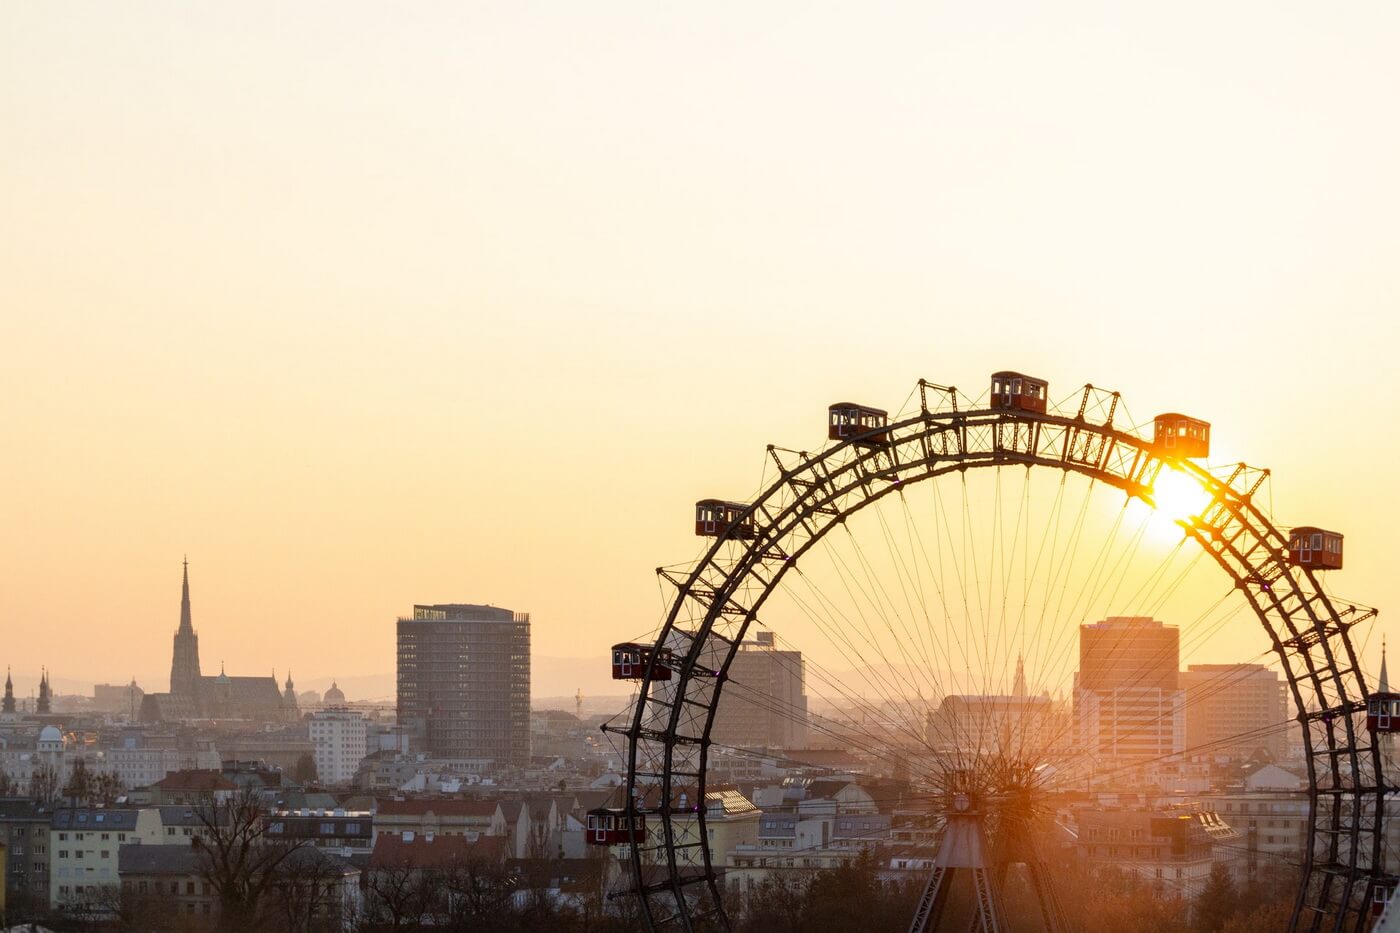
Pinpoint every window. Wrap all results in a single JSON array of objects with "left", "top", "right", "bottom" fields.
[
  {"left": 58, "top": 850, "right": 68, "bottom": 859},
  {"left": 101, "top": 851, "right": 109, "bottom": 859},
  {"left": 187, "top": 881, "right": 195, "bottom": 894}
]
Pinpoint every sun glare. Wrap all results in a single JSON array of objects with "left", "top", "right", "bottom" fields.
[{"left": 1149, "top": 467, "right": 1213, "bottom": 526}]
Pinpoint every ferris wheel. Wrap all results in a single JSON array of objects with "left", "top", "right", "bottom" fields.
[{"left": 596, "top": 371, "right": 1392, "bottom": 933}]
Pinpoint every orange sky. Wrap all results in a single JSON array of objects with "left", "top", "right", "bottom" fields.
[{"left": 2, "top": 3, "right": 1398, "bottom": 700}]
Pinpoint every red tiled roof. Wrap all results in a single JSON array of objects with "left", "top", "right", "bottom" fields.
[
  {"left": 374, "top": 798, "right": 498, "bottom": 818},
  {"left": 369, "top": 832, "right": 507, "bottom": 869},
  {"left": 152, "top": 770, "right": 237, "bottom": 792}
]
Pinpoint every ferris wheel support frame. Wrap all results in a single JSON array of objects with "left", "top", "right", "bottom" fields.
[{"left": 619, "top": 387, "right": 1390, "bottom": 933}]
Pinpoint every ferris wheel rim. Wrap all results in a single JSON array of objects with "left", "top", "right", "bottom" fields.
[{"left": 620, "top": 395, "right": 1386, "bottom": 933}]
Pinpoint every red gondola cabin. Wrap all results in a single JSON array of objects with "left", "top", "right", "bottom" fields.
[
  {"left": 611, "top": 642, "right": 673, "bottom": 681},
  {"left": 1287, "top": 527, "right": 1343, "bottom": 570},
  {"left": 695, "top": 499, "right": 756, "bottom": 539},
  {"left": 990, "top": 371, "right": 1049, "bottom": 414},
  {"left": 585, "top": 808, "right": 646, "bottom": 846},
  {"left": 1153, "top": 413, "right": 1211, "bottom": 459},
  {"left": 1372, "top": 879, "right": 1398, "bottom": 917},
  {"left": 1367, "top": 692, "right": 1400, "bottom": 733},
  {"left": 828, "top": 403, "right": 890, "bottom": 446}
]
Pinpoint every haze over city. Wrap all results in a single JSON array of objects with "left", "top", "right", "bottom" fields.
[
  {"left": 5, "top": 2, "right": 1399, "bottom": 699},
  {"left": 3, "top": 4, "right": 1400, "bottom": 932}
]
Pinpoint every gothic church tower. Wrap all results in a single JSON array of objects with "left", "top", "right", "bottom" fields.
[{"left": 170, "top": 558, "right": 203, "bottom": 699}]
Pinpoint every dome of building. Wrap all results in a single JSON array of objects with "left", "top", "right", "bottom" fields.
[
  {"left": 39, "top": 725, "right": 62, "bottom": 743},
  {"left": 324, "top": 681, "right": 346, "bottom": 705}
]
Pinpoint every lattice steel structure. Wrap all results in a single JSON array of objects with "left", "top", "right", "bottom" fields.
[{"left": 613, "top": 379, "right": 1391, "bottom": 932}]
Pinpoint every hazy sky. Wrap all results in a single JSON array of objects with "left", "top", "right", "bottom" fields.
[{"left": 3, "top": 2, "right": 1398, "bottom": 699}]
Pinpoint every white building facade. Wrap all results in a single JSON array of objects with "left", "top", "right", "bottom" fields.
[{"left": 310, "top": 708, "right": 368, "bottom": 785}]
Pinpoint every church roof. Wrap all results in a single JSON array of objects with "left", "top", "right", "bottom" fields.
[
  {"left": 141, "top": 693, "right": 200, "bottom": 723},
  {"left": 198, "top": 675, "right": 284, "bottom": 706}
]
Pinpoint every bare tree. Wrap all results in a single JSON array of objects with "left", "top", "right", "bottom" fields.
[
  {"left": 266, "top": 848, "right": 350, "bottom": 933},
  {"left": 192, "top": 785, "right": 306, "bottom": 932},
  {"left": 29, "top": 761, "right": 61, "bottom": 804},
  {"left": 441, "top": 858, "right": 516, "bottom": 931},
  {"left": 0, "top": 768, "right": 19, "bottom": 796},
  {"left": 362, "top": 861, "right": 436, "bottom": 931},
  {"left": 60, "top": 760, "right": 123, "bottom": 806},
  {"left": 62, "top": 758, "right": 95, "bottom": 804},
  {"left": 78, "top": 882, "right": 184, "bottom": 933},
  {"left": 94, "top": 769, "right": 126, "bottom": 804}
]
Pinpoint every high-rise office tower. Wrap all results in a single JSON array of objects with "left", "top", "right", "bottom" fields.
[
  {"left": 1181, "top": 663, "right": 1287, "bottom": 761},
  {"left": 397, "top": 604, "right": 531, "bottom": 767},
  {"left": 1075, "top": 616, "right": 1184, "bottom": 763},
  {"left": 711, "top": 631, "right": 808, "bottom": 749}
]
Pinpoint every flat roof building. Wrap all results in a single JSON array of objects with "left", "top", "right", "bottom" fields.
[
  {"left": 1075, "top": 617, "right": 1184, "bottom": 768},
  {"left": 397, "top": 604, "right": 531, "bottom": 767},
  {"left": 1181, "top": 664, "right": 1288, "bottom": 762},
  {"left": 712, "top": 632, "right": 808, "bottom": 750}
]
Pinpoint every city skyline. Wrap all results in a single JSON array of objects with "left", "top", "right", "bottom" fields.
[{"left": 3, "top": 5, "right": 1396, "bottom": 929}]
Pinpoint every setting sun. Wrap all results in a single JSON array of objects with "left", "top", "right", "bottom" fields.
[{"left": 1148, "top": 466, "right": 1214, "bottom": 526}]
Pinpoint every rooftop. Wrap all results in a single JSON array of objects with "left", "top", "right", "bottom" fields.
[
  {"left": 52, "top": 808, "right": 142, "bottom": 830},
  {"left": 375, "top": 797, "right": 499, "bottom": 818},
  {"left": 118, "top": 843, "right": 201, "bottom": 875},
  {"left": 369, "top": 832, "right": 507, "bottom": 869},
  {"left": 152, "top": 770, "right": 237, "bottom": 792},
  {"left": 404, "top": 604, "right": 528, "bottom": 623}
]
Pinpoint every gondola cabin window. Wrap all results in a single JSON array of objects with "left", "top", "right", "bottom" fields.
[
  {"left": 1367, "top": 693, "right": 1400, "bottom": 733},
  {"left": 611, "top": 642, "right": 673, "bottom": 681},
  {"left": 990, "top": 371, "right": 1049, "bottom": 414},
  {"left": 827, "top": 403, "right": 889, "bottom": 445},
  {"left": 1153, "top": 414, "right": 1211, "bottom": 459},
  {"left": 1372, "top": 881, "right": 1397, "bottom": 916},
  {"left": 694, "top": 499, "right": 756, "bottom": 539},
  {"left": 1287, "top": 526, "right": 1344, "bottom": 570}
]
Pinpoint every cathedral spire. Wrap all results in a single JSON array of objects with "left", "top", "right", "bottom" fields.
[
  {"left": 171, "top": 558, "right": 203, "bottom": 698},
  {"left": 1013, "top": 653, "right": 1027, "bottom": 697},
  {"left": 3, "top": 667, "right": 14, "bottom": 714},
  {"left": 179, "top": 555, "right": 194, "bottom": 635}
]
